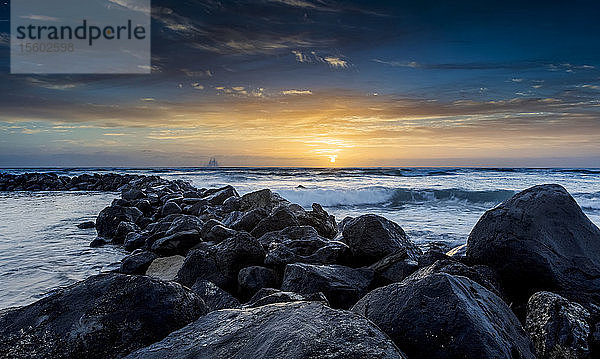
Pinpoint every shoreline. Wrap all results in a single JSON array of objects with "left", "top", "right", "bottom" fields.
[{"left": 1, "top": 172, "right": 600, "bottom": 358}]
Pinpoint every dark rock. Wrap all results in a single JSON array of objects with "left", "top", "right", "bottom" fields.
[
  {"left": 406, "top": 258, "right": 505, "bottom": 298},
  {"left": 113, "top": 221, "right": 139, "bottom": 244},
  {"left": 259, "top": 226, "right": 350, "bottom": 266},
  {"left": 296, "top": 203, "right": 338, "bottom": 239},
  {"left": 0, "top": 273, "right": 206, "bottom": 359},
  {"left": 146, "top": 255, "right": 186, "bottom": 281},
  {"left": 131, "top": 199, "right": 152, "bottom": 214},
  {"left": 161, "top": 201, "right": 182, "bottom": 216},
  {"left": 204, "top": 185, "right": 238, "bottom": 205},
  {"left": 369, "top": 249, "right": 418, "bottom": 284},
  {"left": 124, "top": 302, "right": 407, "bottom": 359},
  {"left": 238, "top": 266, "right": 277, "bottom": 295},
  {"left": 221, "top": 195, "right": 241, "bottom": 212},
  {"left": 89, "top": 237, "right": 108, "bottom": 247},
  {"left": 122, "top": 188, "right": 145, "bottom": 201},
  {"left": 250, "top": 206, "right": 300, "bottom": 238},
  {"left": 190, "top": 280, "right": 240, "bottom": 312},
  {"left": 77, "top": 221, "right": 95, "bottom": 229},
  {"left": 229, "top": 208, "right": 269, "bottom": 232},
  {"left": 164, "top": 215, "right": 203, "bottom": 236},
  {"left": 119, "top": 250, "right": 157, "bottom": 275},
  {"left": 151, "top": 230, "right": 201, "bottom": 256},
  {"left": 526, "top": 291, "right": 592, "bottom": 359},
  {"left": 96, "top": 205, "right": 143, "bottom": 239},
  {"left": 123, "top": 232, "right": 147, "bottom": 252},
  {"left": 204, "top": 224, "right": 237, "bottom": 243},
  {"left": 467, "top": 184, "right": 600, "bottom": 314},
  {"left": 281, "top": 263, "right": 373, "bottom": 309},
  {"left": 342, "top": 214, "right": 421, "bottom": 265},
  {"left": 245, "top": 288, "right": 329, "bottom": 308},
  {"left": 352, "top": 273, "right": 535, "bottom": 359},
  {"left": 212, "top": 232, "right": 266, "bottom": 287},
  {"left": 417, "top": 249, "right": 451, "bottom": 267},
  {"left": 239, "top": 188, "right": 290, "bottom": 213},
  {"left": 176, "top": 249, "right": 228, "bottom": 289}
]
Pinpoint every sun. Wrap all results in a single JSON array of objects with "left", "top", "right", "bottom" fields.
[{"left": 328, "top": 155, "right": 337, "bottom": 163}]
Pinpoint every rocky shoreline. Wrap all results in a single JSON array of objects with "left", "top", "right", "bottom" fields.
[{"left": 1, "top": 173, "right": 599, "bottom": 358}]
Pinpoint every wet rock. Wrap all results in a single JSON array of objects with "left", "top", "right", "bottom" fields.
[
  {"left": 369, "top": 249, "right": 418, "bottom": 284},
  {"left": 122, "top": 188, "right": 145, "bottom": 201},
  {"left": 123, "top": 232, "right": 147, "bottom": 252},
  {"left": 467, "top": 184, "right": 600, "bottom": 314},
  {"left": 204, "top": 224, "right": 236, "bottom": 243},
  {"left": 417, "top": 249, "right": 451, "bottom": 267},
  {"left": 281, "top": 263, "right": 373, "bottom": 309},
  {"left": 0, "top": 273, "right": 206, "bottom": 359},
  {"left": 239, "top": 188, "right": 290, "bottom": 213},
  {"left": 150, "top": 230, "right": 201, "bottom": 256},
  {"left": 259, "top": 226, "right": 350, "bottom": 266},
  {"left": 119, "top": 250, "right": 157, "bottom": 275},
  {"left": 229, "top": 208, "right": 269, "bottom": 232},
  {"left": 295, "top": 203, "right": 338, "bottom": 239},
  {"left": 212, "top": 232, "right": 266, "bottom": 288},
  {"left": 164, "top": 215, "right": 203, "bottom": 236},
  {"left": 250, "top": 206, "right": 300, "bottom": 238},
  {"left": 342, "top": 214, "right": 421, "bottom": 265},
  {"left": 244, "top": 288, "right": 329, "bottom": 308},
  {"left": 125, "top": 302, "right": 407, "bottom": 359},
  {"left": 89, "top": 236, "right": 108, "bottom": 248},
  {"left": 146, "top": 255, "right": 186, "bottom": 281},
  {"left": 113, "top": 221, "right": 139, "bottom": 244},
  {"left": 190, "top": 280, "right": 240, "bottom": 312},
  {"left": 96, "top": 205, "right": 143, "bottom": 239},
  {"left": 161, "top": 201, "right": 182, "bottom": 216},
  {"left": 77, "top": 221, "right": 95, "bottom": 229},
  {"left": 176, "top": 249, "right": 228, "bottom": 289},
  {"left": 526, "top": 291, "right": 592, "bottom": 359},
  {"left": 131, "top": 199, "right": 152, "bottom": 214},
  {"left": 203, "top": 185, "right": 238, "bottom": 205},
  {"left": 238, "top": 266, "right": 277, "bottom": 295},
  {"left": 352, "top": 273, "right": 535, "bottom": 359},
  {"left": 221, "top": 195, "right": 241, "bottom": 212}
]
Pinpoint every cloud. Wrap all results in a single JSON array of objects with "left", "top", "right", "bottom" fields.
[
  {"left": 281, "top": 89, "right": 313, "bottom": 95},
  {"left": 292, "top": 50, "right": 350, "bottom": 69},
  {"left": 192, "top": 83, "right": 205, "bottom": 90},
  {"left": 19, "top": 15, "right": 61, "bottom": 21},
  {"left": 323, "top": 56, "right": 348, "bottom": 68}
]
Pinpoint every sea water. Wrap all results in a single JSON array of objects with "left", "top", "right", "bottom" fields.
[{"left": 1, "top": 167, "right": 599, "bottom": 309}]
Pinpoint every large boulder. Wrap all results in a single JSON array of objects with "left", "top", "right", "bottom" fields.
[
  {"left": 352, "top": 273, "right": 535, "bottom": 359},
  {"left": 95, "top": 205, "right": 143, "bottom": 239},
  {"left": 239, "top": 189, "right": 290, "bottom": 213},
  {"left": 125, "top": 302, "right": 407, "bottom": 359},
  {"left": 525, "top": 291, "right": 592, "bottom": 359},
  {"left": 176, "top": 249, "right": 228, "bottom": 289},
  {"left": 342, "top": 214, "right": 421, "bottom": 265},
  {"left": 146, "top": 255, "right": 185, "bottom": 281},
  {"left": 212, "top": 232, "right": 266, "bottom": 286},
  {"left": 150, "top": 230, "right": 202, "bottom": 256},
  {"left": 244, "top": 288, "right": 329, "bottom": 308},
  {"left": 238, "top": 266, "right": 277, "bottom": 295},
  {"left": 203, "top": 185, "right": 239, "bottom": 205},
  {"left": 119, "top": 250, "right": 157, "bottom": 275},
  {"left": 250, "top": 206, "right": 300, "bottom": 238},
  {"left": 295, "top": 203, "right": 338, "bottom": 239},
  {"left": 467, "top": 184, "right": 600, "bottom": 311},
  {"left": 259, "top": 226, "right": 350, "bottom": 266},
  {"left": 190, "top": 280, "right": 240, "bottom": 312},
  {"left": 0, "top": 273, "right": 206, "bottom": 359},
  {"left": 281, "top": 263, "right": 373, "bottom": 309}
]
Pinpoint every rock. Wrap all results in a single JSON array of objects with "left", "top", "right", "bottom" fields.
[
  {"left": 124, "top": 302, "right": 407, "bottom": 359},
  {"left": 352, "top": 273, "right": 535, "bottom": 359},
  {"left": 161, "top": 201, "right": 182, "bottom": 216},
  {"left": 244, "top": 288, "right": 329, "bottom": 308},
  {"left": 238, "top": 266, "right": 277, "bottom": 295},
  {"left": 119, "top": 250, "right": 157, "bottom": 275},
  {"left": 259, "top": 226, "right": 350, "bottom": 266},
  {"left": 369, "top": 249, "right": 418, "bottom": 284},
  {"left": 446, "top": 243, "right": 467, "bottom": 257},
  {"left": 113, "top": 221, "right": 139, "bottom": 244},
  {"left": 417, "top": 249, "right": 451, "bottom": 267},
  {"left": 239, "top": 188, "right": 290, "bottom": 213},
  {"left": 123, "top": 232, "right": 147, "bottom": 252},
  {"left": 151, "top": 230, "right": 201, "bottom": 256},
  {"left": 164, "top": 215, "right": 203, "bottom": 236},
  {"left": 250, "top": 206, "right": 300, "bottom": 238},
  {"left": 122, "top": 188, "right": 145, "bottom": 201},
  {"left": 89, "top": 237, "right": 108, "bottom": 247},
  {"left": 77, "top": 221, "right": 95, "bottom": 229},
  {"left": 176, "top": 249, "right": 228, "bottom": 289},
  {"left": 406, "top": 258, "right": 504, "bottom": 298},
  {"left": 229, "top": 208, "right": 269, "bottom": 232},
  {"left": 146, "top": 255, "right": 186, "bottom": 281},
  {"left": 96, "top": 205, "right": 143, "bottom": 239},
  {"left": 204, "top": 185, "right": 238, "bottom": 205},
  {"left": 526, "top": 291, "right": 592, "bottom": 359},
  {"left": 296, "top": 203, "right": 338, "bottom": 239},
  {"left": 212, "top": 232, "right": 266, "bottom": 288},
  {"left": 204, "top": 224, "right": 237, "bottom": 243},
  {"left": 222, "top": 195, "right": 241, "bottom": 212},
  {"left": 342, "top": 214, "right": 421, "bottom": 265},
  {"left": 190, "top": 280, "right": 240, "bottom": 312},
  {"left": 132, "top": 199, "right": 152, "bottom": 215},
  {"left": 467, "top": 184, "right": 600, "bottom": 313},
  {"left": 0, "top": 273, "right": 206, "bottom": 359},
  {"left": 281, "top": 263, "right": 373, "bottom": 309}
]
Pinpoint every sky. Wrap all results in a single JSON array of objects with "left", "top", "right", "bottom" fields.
[{"left": 1, "top": 0, "right": 600, "bottom": 167}]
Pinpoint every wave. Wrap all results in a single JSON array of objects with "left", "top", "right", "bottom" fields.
[
  {"left": 574, "top": 193, "right": 600, "bottom": 210},
  {"left": 276, "top": 186, "right": 516, "bottom": 208}
]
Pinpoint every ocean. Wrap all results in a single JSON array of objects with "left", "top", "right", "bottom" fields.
[{"left": 1, "top": 167, "right": 599, "bottom": 309}]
